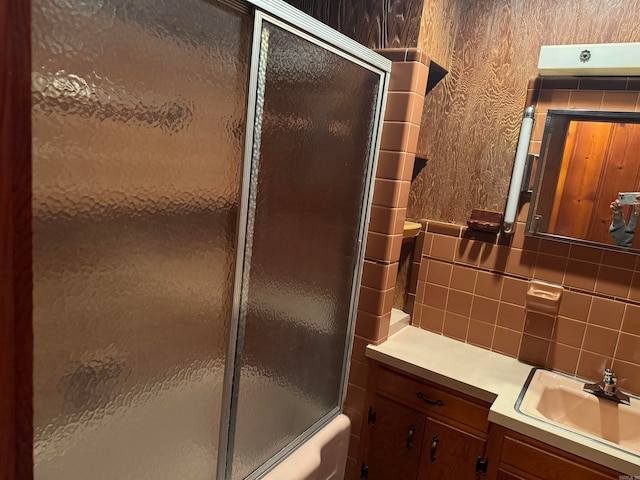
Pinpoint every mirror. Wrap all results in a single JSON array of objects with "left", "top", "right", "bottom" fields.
[{"left": 527, "top": 109, "right": 640, "bottom": 251}]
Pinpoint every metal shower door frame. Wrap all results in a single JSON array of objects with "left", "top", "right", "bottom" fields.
[{"left": 218, "top": 2, "right": 391, "bottom": 479}]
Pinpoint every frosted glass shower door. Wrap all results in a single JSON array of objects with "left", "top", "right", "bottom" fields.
[
  {"left": 31, "top": 1, "right": 250, "bottom": 479},
  {"left": 225, "top": 14, "right": 385, "bottom": 480}
]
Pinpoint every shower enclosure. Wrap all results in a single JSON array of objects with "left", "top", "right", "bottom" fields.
[{"left": 27, "top": 0, "right": 391, "bottom": 479}]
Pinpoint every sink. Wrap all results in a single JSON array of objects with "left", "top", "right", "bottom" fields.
[{"left": 516, "top": 368, "right": 640, "bottom": 456}]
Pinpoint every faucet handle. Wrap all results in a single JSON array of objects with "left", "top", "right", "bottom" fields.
[{"left": 603, "top": 368, "right": 617, "bottom": 393}]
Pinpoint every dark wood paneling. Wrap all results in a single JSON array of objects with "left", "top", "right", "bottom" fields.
[
  {"left": 1, "top": 0, "right": 33, "bottom": 478},
  {"left": 412, "top": 0, "right": 640, "bottom": 224},
  {"left": 284, "top": 0, "right": 423, "bottom": 49}
]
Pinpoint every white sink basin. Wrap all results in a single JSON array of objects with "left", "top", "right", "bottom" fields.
[{"left": 517, "top": 369, "right": 640, "bottom": 456}]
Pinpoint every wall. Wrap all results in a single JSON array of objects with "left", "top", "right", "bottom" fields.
[
  {"left": 411, "top": 0, "right": 640, "bottom": 224},
  {"left": 284, "top": 0, "right": 423, "bottom": 49},
  {"left": 409, "top": 78, "right": 640, "bottom": 397}
]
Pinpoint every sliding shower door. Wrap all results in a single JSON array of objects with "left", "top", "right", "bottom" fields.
[
  {"left": 224, "top": 13, "right": 385, "bottom": 480},
  {"left": 31, "top": 1, "right": 251, "bottom": 479}
]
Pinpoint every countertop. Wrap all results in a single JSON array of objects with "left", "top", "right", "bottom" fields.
[{"left": 366, "top": 325, "right": 640, "bottom": 475}]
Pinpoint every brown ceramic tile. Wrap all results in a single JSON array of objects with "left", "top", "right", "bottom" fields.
[
  {"left": 415, "top": 280, "right": 426, "bottom": 304},
  {"left": 523, "top": 311, "right": 555, "bottom": 339},
  {"left": 358, "top": 286, "right": 394, "bottom": 316},
  {"left": 467, "top": 319, "right": 495, "bottom": 349},
  {"left": 470, "top": 296, "right": 499, "bottom": 325},
  {"left": 622, "top": 304, "right": 640, "bottom": 336},
  {"left": 601, "top": 91, "right": 639, "bottom": 111},
  {"left": 537, "top": 238, "right": 571, "bottom": 257},
  {"left": 611, "top": 359, "right": 640, "bottom": 396},
  {"left": 497, "top": 302, "right": 526, "bottom": 331},
  {"left": 628, "top": 78, "right": 640, "bottom": 91},
  {"left": 369, "top": 205, "right": 400, "bottom": 235},
  {"left": 355, "top": 310, "right": 391, "bottom": 342},
  {"left": 418, "top": 259, "right": 429, "bottom": 282},
  {"left": 406, "top": 123, "right": 421, "bottom": 155},
  {"left": 427, "top": 221, "right": 462, "bottom": 237},
  {"left": 568, "top": 244, "right": 603, "bottom": 263},
  {"left": 588, "top": 296, "right": 625, "bottom": 329},
  {"left": 546, "top": 342, "right": 580, "bottom": 375},
  {"left": 576, "top": 350, "right": 613, "bottom": 383},
  {"left": 420, "top": 306, "right": 445, "bottom": 333},
  {"left": 492, "top": 327, "right": 521, "bottom": 358},
  {"left": 405, "top": 294, "right": 416, "bottom": 316},
  {"left": 595, "top": 265, "right": 633, "bottom": 298},
  {"left": 424, "top": 283, "right": 448, "bottom": 310},
  {"left": 401, "top": 153, "right": 416, "bottom": 181},
  {"left": 516, "top": 201, "right": 532, "bottom": 223},
  {"left": 450, "top": 265, "right": 477, "bottom": 293},
  {"left": 421, "top": 232, "right": 434, "bottom": 258},
  {"left": 430, "top": 234, "right": 457, "bottom": 261},
  {"left": 535, "top": 89, "right": 571, "bottom": 113},
  {"left": 380, "top": 121, "right": 412, "bottom": 152},
  {"left": 501, "top": 277, "right": 528, "bottom": 306},
  {"left": 475, "top": 271, "right": 503, "bottom": 299},
  {"left": 540, "top": 77, "right": 580, "bottom": 90},
  {"left": 362, "top": 260, "right": 397, "bottom": 290},
  {"left": 408, "top": 263, "right": 419, "bottom": 293},
  {"left": 365, "top": 231, "right": 396, "bottom": 262},
  {"left": 602, "top": 249, "right": 637, "bottom": 270},
  {"left": 426, "top": 259, "right": 452, "bottom": 286},
  {"left": 384, "top": 92, "right": 415, "bottom": 122},
  {"left": 461, "top": 228, "right": 498, "bottom": 244},
  {"left": 531, "top": 113, "right": 546, "bottom": 142},
  {"left": 410, "top": 95, "right": 425, "bottom": 125},
  {"left": 344, "top": 384, "right": 366, "bottom": 412},
  {"left": 519, "top": 334, "right": 550, "bottom": 367},
  {"left": 347, "top": 358, "right": 369, "bottom": 388},
  {"left": 528, "top": 141, "right": 541, "bottom": 155},
  {"left": 443, "top": 311, "right": 469, "bottom": 341},
  {"left": 580, "top": 77, "right": 628, "bottom": 91},
  {"left": 388, "top": 62, "right": 421, "bottom": 92},
  {"left": 373, "top": 48, "right": 407, "bottom": 62},
  {"left": 553, "top": 316, "right": 586, "bottom": 348},
  {"left": 447, "top": 289, "right": 473, "bottom": 317},
  {"left": 582, "top": 324, "right": 619, "bottom": 357},
  {"left": 533, "top": 253, "right": 567, "bottom": 284},
  {"left": 350, "top": 335, "right": 369, "bottom": 362},
  {"left": 405, "top": 48, "right": 429, "bottom": 65},
  {"left": 568, "top": 90, "right": 604, "bottom": 109},
  {"left": 413, "top": 233, "right": 426, "bottom": 262},
  {"left": 629, "top": 272, "right": 640, "bottom": 302},
  {"left": 511, "top": 223, "right": 529, "bottom": 250},
  {"left": 373, "top": 178, "right": 406, "bottom": 207},
  {"left": 527, "top": 77, "right": 541, "bottom": 90},
  {"left": 416, "top": 63, "right": 429, "bottom": 94},
  {"left": 376, "top": 150, "right": 407, "bottom": 180},
  {"left": 558, "top": 290, "right": 592, "bottom": 321},
  {"left": 504, "top": 248, "right": 536, "bottom": 278},
  {"left": 411, "top": 303, "right": 422, "bottom": 325},
  {"left": 615, "top": 332, "right": 640, "bottom": 364},
  {"left": 479, "top": 244, "right": 509, "bottom": 273},
  {"left": 455, "top": 238, "right": 482, "bottom": 266},
  {"left": 342, "top": 406, "right": 362, "bottom": 438},
  {"left": 564, "top": 259, "right": 599, "bottom": 291}
]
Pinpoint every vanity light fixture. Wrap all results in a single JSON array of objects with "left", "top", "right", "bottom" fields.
[
  {"left": 503, "top": 106, "right": 535, "bottom": 234},
  {"left": 538, "top": 42, "right": 640, "bottom": 76}
]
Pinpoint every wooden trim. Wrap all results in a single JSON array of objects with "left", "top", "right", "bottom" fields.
[{"left": 1, "top": 0, "right": 33, "bottom": 478}]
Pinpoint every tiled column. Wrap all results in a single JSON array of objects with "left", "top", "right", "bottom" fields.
[{"left": 342, "top": 48, "right": 429, "bottom": 480}]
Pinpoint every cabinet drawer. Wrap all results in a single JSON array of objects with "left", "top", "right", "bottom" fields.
[
  {"left": 500, "top": 434, "right": 620, "bottom": 480},
  {"left": 376, "top": 367, "right": 490, "bottom": 433}
]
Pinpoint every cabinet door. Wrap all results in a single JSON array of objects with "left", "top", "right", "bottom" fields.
[
  {"left": 418, "top": 417, "right": 486, "bottom": 480},
  {"left": 367, "top": 395, "right": 427, "bottom": 480}
]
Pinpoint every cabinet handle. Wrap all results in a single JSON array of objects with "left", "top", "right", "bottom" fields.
[
  {"left": 430, "top": 435, "right": 439, "bottom": 462},
  {"left": 406, "top": 424, "right": 415, "bottom": 450},
  {"left": 416, "top": 391, "right": 444, "bottom": 406}
]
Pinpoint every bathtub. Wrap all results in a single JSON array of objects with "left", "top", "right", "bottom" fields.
[{"left": 262, "top": 414, "right": 351, "bottom": 480}]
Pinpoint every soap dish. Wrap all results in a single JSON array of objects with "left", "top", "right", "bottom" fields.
[{"left": 526, "top": 280, "right": 563, "bottom": 316}]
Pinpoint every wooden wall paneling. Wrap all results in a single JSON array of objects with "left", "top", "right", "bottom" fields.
[
  {"left": 284, "top": 0, "right": 423, "bottom": 49},
  {"left": 410, "top": 0, "right": 640, "bottom": 225},
  {"left": 1, "top": 0, "right": 33, "bottom": 478}
]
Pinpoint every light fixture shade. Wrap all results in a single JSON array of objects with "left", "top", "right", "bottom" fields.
[{"left": 538, "top": 43, "right": 640, "bottom": 76}]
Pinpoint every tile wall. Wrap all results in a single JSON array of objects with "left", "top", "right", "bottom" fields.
[
  {"left": 410, "top": 76, "right": 640, "bottom": 398},
  {"left": 342, "top": 48, "right": 429, "bottom": 480}
]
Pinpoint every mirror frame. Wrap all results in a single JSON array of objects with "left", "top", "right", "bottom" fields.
[{"left": 526, "top": 108, "right": 640, "bottom": 252}]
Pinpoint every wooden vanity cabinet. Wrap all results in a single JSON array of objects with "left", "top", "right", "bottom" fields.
[
  {"left": 487, "top": 425, "right": 623, "bottom": 480},
  {"left": 361, "top": 364, "right": 491, "bottom": 480}
]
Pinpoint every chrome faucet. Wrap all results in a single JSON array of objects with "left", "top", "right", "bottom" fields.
[{"left": 583, "top": 368, "right": 631, "bottom": 405}]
